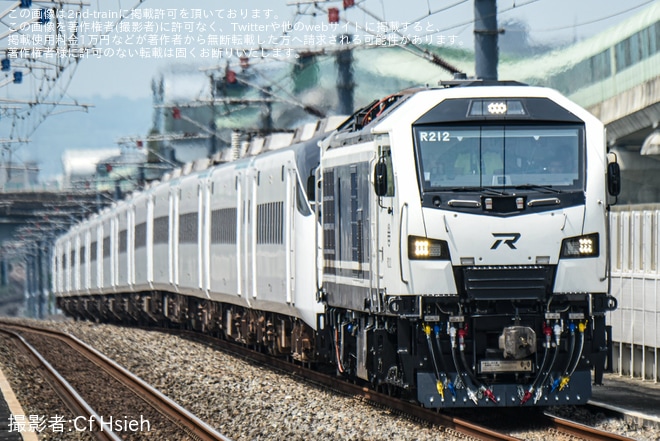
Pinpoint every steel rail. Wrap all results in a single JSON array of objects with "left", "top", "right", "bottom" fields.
[
  {"left": 0, "top": 322, "right": 232, "bottom": 441},
  {"left": 542, "top": 412, "right": 637, "bottom": 441},
  {"left": 0, "top": 326, "right": 123, "bottom": 441}
]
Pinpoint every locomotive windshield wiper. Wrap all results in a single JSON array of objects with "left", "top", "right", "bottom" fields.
[
  {"left": 514, "top": 184, "right": 563, "bottom": 194},
  {"left": 446, "top": 186, "right": 508, "bottom": 195}
]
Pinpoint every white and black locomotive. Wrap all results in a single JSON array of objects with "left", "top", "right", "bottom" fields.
[{"left": 54, "top": 81, "right": 621, "bottom": 408}]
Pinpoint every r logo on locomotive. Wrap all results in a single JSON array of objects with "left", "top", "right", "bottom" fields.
[{"left": 490, "top": 233, "right": 521, "bottom": 249}]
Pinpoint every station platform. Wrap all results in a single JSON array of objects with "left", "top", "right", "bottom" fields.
[
  {"left": 590, "top": 373, "right": 660, "bottom": 426},
  {"left": 0, "top": 367, "right": 36, "bottom": 441}
]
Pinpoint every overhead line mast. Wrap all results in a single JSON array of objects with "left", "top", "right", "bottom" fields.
[{"left": 474, "top": 0, "right": 501, "bottom": 80}]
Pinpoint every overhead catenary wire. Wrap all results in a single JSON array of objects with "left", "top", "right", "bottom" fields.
[
  {"left": 533, "top": 0, "right": 654, "bottom": 32},
  {"left": 305, "top": 0, "right": 465, "bottom": 74},
  {"left": 0, "top": 0, "right": 148, "bottom": 151}
]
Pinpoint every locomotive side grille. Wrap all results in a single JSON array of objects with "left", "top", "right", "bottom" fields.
[
  {"left": 257, "top": 201, "right": 283, "bottom": 244},
  {"left": 460, "top": 265, "right": 555, "bottom": 300}
]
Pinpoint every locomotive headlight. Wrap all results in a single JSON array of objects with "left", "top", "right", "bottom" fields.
[
  {"left": 487, "top": 102, "right": 507, "bottom": 114},
  {"left": 469, "top": 99, "right": 526, "bottom": 117},
  {"left": 408, "top": 236, "right": 450, "bottom": 260},
  {"left": 560, "top": 233, "right": 599, "bottom": 258}
]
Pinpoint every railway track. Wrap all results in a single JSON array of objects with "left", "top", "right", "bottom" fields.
[
  {"left": 166, "top": 328, "right": 637, "bottom": 441},
  {"left": 0, "top": 321, "right": 231, "bottom": 441},
  {"left": 0, "top": 319, "right": 641, "bottom": 440},
  {"left": 541, "top": 412, "right": 637, "bottom": 441}
]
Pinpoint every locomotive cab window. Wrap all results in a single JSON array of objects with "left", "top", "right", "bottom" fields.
[
  {"left": 375, "top": 146, "right": 395, "bottom": 197},
  {"left": 414, "top": 124, "right": 584, "bottom": 193}
]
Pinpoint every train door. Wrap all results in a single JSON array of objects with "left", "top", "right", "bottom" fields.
[
  {"left": 169, "top": 184, "right": 180, "bottom": 288},
  {"left": 112, "top": 214, "right": 119, "bottom": 290},
  {"left": 128, "top": 206, "right": 135, "bottom": 289},
  {"left": 133, "top": 194, "right": 150, "bottom": 291},
  {"left": 177, "top": 176, "right": 199, "bottom": 293},
  {"left": 236, "top": 167, "right": 257, "bottom": 306},
  {"left": 239, "top": 166, "right": 257, "bottom": 306},
  {"left": 53, "top": 242, "right": 61, "bottom": 295},
  {"left": 73, "top": 234, "right": 80, "bottom": 292},
  {"left": 249, "top": 167, "right": 258, "bottom": 302},
  {"left": 196, "top": 179, "right": 205, "bottom": 293},
  {"left": 152, "top": 184, "right": 169, "bottom": 290},
  {"left": 200, "top": 176, "right": 212, "bottom": 296},
  {"left": 373, "top": 135, "right": 401, "bottom": 301},
  {"left": 146, "top": 194, "right": 154, "bottom": 289},
  {"left": 83, "top": 229, "right": 91, "bottom": 293},
  {"left": 236, "top": 170, "right": 243, "bottom": 299},
  {"left": 285, "top": 162, "right": 296, "bottom": 305},
  {"left": 93, "top": 223, "right": 101, "bottom": 291},
  {"left": 320, "top": 143, "right": 374, "bottom": 311},
  {"left": 117, "top": 209, "right": 128, "bottom": 289},
  {"left": 207, "top": 166, "right": 239, "bottom": 299},
  {"left": 101, "top": 221, "right": 109, "bottom": 292},
  {"left": 63, "top": 240, "right": 70, "bottom": 293}
]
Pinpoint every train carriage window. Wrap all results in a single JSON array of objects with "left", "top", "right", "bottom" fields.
[
  {"left": 102, "top": 236, "right": 111, "bottom": 257},
  {"left": 153, "top": 216, "right": 169, "bottom": 244},
  {"left": 90, "top": 242, "right": 97, "bottom": 262},
  {"left": 135, "top": 223, "right": 147, "bottom": 249},
  {"left": 296, "top": 177, "right": 312, "bottom": 216},
  {"left": 375, "top": 146, "right": 395, "bottom": 197},
  {"left": 119, "top": 230, "right": 127, "bottom": 253}
]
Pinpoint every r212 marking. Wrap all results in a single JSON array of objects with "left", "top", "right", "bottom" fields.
[{"left": 419, "top": 131, "right": 450, "bottom": 142}]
